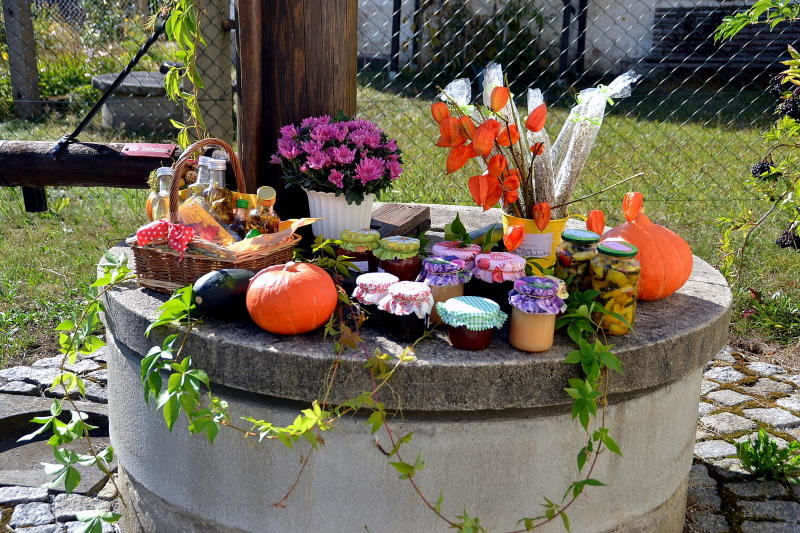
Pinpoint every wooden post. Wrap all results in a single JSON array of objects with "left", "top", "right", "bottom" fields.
[
  {"left": 197, "top": 0, "right": 235, "bottom": 143},
  {"left": 235, "top": 0, "right": 357, "bottom": 218},
  {"left": 2, "top": 0, "right": 42, "bottom": 119}
]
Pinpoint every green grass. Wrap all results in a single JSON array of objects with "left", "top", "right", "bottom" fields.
[{"left": 0, "top": 86, "right": 798, "bottom": 367}]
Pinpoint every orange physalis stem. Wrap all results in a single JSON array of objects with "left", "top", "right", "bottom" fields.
[
  {"left": 490, "top": 86, "right": 510, "bottom": 112},
  {"left": 525, "top": 104, "right": 547, "bottom": 132},
  {"left": 431, "top": 102, "right": 450, "bottom": 124},
  {"left": 459, "top": 116, "right": 476, "bottom": 139},
  {"left": 622, "top": 191, "right": 644, "bottom": 222},
  {"left": 530, "top": 142, "right": 545, "bottom": 155}
]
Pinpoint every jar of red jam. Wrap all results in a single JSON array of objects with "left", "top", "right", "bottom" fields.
[
  {"left": 435, "top": 296, "right": 507, "bottom": 351},
  {"left": 420, "top": 256, "right": 471, "bottom": 324},
  {"left": 377, "top": 281, "right": 433, "bottom": 343},
  {"left": 508, "top": 276, "right": 567, "bottom": 353},
  {"left": 431, "top": 241, "right": 481, "bottom": 271},
  {"left": 467, "top": 252, "right": 527, "bottom": 313},
  {"left": 373, "top": 236, "right": 422, "bottom": 281},
  {"left": 338, "top": 229, "right": 380, "bottom": 275},
  {"left": 352, "top": 272, "right": 399, "bottom": 328}
]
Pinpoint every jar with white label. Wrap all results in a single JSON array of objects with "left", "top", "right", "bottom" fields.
[{"left": 338, "top": 229, "right": 380, "bottom": 276}]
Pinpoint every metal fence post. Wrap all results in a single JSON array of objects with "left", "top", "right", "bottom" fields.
[
  {"left": 197, "top": 0, "right": 235, "bottom": 143},
  {"left": 2, "top": 0, "right": 42, "bottom": 119}
]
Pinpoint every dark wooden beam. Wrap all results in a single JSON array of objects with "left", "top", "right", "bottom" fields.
[
  {"left": 236, "top": 0, "right": 357, "bottom": 218},
  {"left": 21, "top": 186, "right": 47, "bottom": 212},
  {"left": 0, "top": 141, "right": 179, "bottom": 188}
]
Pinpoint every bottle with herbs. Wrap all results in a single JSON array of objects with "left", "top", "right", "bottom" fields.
[
  {"left": 373, "top": 236, "right": 422, "bottom": 281},
  {"left": 246, "top": 186, "right": 281, "bottom": 234},
  {"left": 591, "top": 241, "right": 640, "bottom": 335},
  {"left": 205, "top": 158, "right": 234, "bottom": 225},
  {"left": 230, "top": 199, "right": 250, "bottom": 239},
  {"left": 554, "top": 229, "right": 600, "bottom": 294},
  {"left": 148, "top": 167, "right": 173, "bottom": 221}
]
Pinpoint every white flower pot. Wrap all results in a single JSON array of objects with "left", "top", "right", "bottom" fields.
[{"left": 303, "top": 188, "right": 375, "bottom": 239}]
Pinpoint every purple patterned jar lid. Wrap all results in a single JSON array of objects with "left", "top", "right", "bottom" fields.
[
  {"left": 421, "top": 256, "right": 471, "bottom": 286},
  {"left": 513, "top": 276, "right": 560, "bottom": 297},
  {"left": 509, "top": 276, "right": 566, "bottom": 315}
]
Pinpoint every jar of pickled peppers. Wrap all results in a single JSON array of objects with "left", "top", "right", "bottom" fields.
[
  {"left": 373, "top": 236, "right": 422, "bottom": 281},
  {"left": 590, "top": 241, "right": 640, "bottom": 335},
  {"left": 554, "top": 229, "right": 600, "bottom": 294}
]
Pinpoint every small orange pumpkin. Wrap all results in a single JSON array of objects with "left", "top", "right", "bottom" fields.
[
  {"left": 246, "top": 261, "right": 337, "bottom": 335},
  {"left": 603, "top": 192, "right": 693, "bottom": 301}
]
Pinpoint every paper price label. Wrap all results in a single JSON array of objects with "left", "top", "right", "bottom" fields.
[{"left": 517, "top": 232, "right": 552, "bottom": 258}]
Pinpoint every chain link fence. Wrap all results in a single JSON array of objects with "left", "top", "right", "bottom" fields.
[{"left": 0, "top": 0, "right": 793, "bottom": 255}]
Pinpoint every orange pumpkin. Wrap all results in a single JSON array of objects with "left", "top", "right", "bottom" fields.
[
  {"left": 603, "top": 192, "right": 693, "bottom": 301},
  {"left": 246, "top": 261, "right": 337, "bottom": 335}
]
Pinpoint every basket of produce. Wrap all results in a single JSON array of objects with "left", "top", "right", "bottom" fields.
[{"left": 129, "top": 138, "right": 301, "bottom": 293}]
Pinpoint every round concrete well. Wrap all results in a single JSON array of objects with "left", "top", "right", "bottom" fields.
[{"left": 102, "top": 205, "right": 731, "bottom": 533}]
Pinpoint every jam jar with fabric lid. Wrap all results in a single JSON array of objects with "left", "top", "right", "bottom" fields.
[
  {"left": 377, "top": 281, "right": 433, "bottom": 342},
  {"left": 435, "top": 296, "right": 507, "bottom": 351},
  {"left": 554, "top": 229, "right": 600, "bottom": 294},
  {"left": 431, "top": 241, "right": 481, "bottom": 271},
  {"left": 509, "top": 276, "right": 567, "bottom": 352},
  {"left": 352, "top": 272, "right": 399, "bottom": 328},
  {"left": 373, "top": 236, "right": 422, "bottom": 281},
  {"left": 468, "top": 252, "right": 527, "bottom": 312},
  {"left": 420, "top": 256, "right": 472, "bottom": 324},
  {"left": 338, "top": 229, "right": 380, "bottom": 275},
  {"left": 591, "top": 241, "right": 640, "bottom": 335}
]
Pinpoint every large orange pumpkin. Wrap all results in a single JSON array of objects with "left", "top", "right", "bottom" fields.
[
  {"left": 603, "top": 192, "right": 693, "bottom": 301},
  {"left": 246, "top": 261, "right": 337, "bottom": 335}
]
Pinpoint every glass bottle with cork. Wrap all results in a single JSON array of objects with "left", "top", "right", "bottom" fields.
[
  {"left": 373, "top": 236, "right": 422, "bottom": 281},
  {"left": 230, "top": 199, "right": 250, "bottom": 239},
  {"left": 554, "top": 229, "right": 600, "bottom": 294},
  {"left": 148, "top": 167, "right": 173, "bottom": 221},
  {"left": 205, "top": 158, "right": 234, "bottom": 225},
  {"left": 246, "top": 186, "right": 281, "bottom": 234},
  {"left": 590, "top": 241, "right": 640, "bottom": 335},
  {"left": 193, "top": 156, "right": 212, "bottom": 207}
]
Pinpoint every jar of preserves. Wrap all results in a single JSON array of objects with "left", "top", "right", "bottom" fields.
[
  {"left": 338, "top": 229, "right": 381, "bottom": 276},
  {"left": 373, "top": 236, "right": 422, "bottom": 281},
  {"left": 431, "top": 241, "right": 481, "bottom": 271},
  {"left": 508, "top": 276, "right": 567, "bottom": 352},
  {"left": 435, "top": 296, "right": 507, "bottom": 351},
  {"left": 554, "top": 229, "right": 600, "bottom": 294},
  {"left": 420, "top": 256, "right": 471, "bottom": 324},
  {"left": 591, "top": 241, "right": 640, "bottom": 335},
  {"left": 377, "top": 281, "right": 433, "bottom": 343},
  {"left": 352, "top": 272, "right": 399, "bottom": 328},
  {"left": 468, "top": 252, "right": 526, "bottom": 312}
]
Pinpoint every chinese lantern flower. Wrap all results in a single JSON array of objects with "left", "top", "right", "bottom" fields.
[
  {"left": 530, "top": 142, "right": 545, "bottom": 155},
  {"left": 459, "top": 116, "right": 476, "bottom": 139},
  {"left": 504, "top": 224, "right": 524, "bottom": 251},
  {"left": 487, "top": 154, "right": 507, "bottom": 178},
  {"left": 496, "top": 124, "right": 520, "bottom": 146},
  {"left": 525, "top": 104, "right": 547, "bottom": 132},
  {"left": 503, "top": 189, "right": 519, "bottom": 205},
  {"left": 472, "top": 119, "right": 501, "bottom": 156},
  {"left": 446, "top": 144, "right": 477, "bottom": 174},
  {"left": 468, "top": 173, "right": 501, "bottom": 211},
  {"left": 622, "top": 191, "right": 645, "bottom": 222},
  {"left": 431, "top": 102, "right": 450, "bottom": 124},
  {"left": 490, "top": 86, "right": 510, "bottom": 112},
  {"left": 586, "top": 209, "right": 605, "bottom": 234},
  {"left": 532, "top": 202, "right": 552, "bottom": 231},
  {"left": 436, "top": 117, "right": 467, "bottom": 148}
]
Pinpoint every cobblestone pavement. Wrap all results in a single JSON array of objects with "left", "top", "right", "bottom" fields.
[
  {"left": 685, "top": 346, "right": 800, "bottom": 533},
  {"left": 2, "top": 346, "right": 800, "bottom": 532}
]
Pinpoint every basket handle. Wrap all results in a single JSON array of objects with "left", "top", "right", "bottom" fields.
[{"left": 168, "top": 138, "right": 247, "bottom": 223}]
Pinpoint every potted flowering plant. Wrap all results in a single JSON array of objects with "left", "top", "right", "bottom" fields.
[{"left": 272, "top": 114, "right": 403, "bottom": 238}]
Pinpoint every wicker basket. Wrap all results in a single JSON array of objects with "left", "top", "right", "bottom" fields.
[{"left": 131, "top": 138, "right": 300, "bottom": 293}]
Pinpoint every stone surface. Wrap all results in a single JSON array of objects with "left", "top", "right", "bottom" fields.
[
  {"left": 63, "top": 519, "right": 116, "bottom": 533},
  {"left": 0, "top": 366, "right": 60, "bottom": 388},
  {"left": 685, "top": 512, "right": 728, "bottom": 533},
  {"left": 715, "top": 346, "right": 737, "bottom": 364},
  {"left": 87, "top": 369, "right": 108, "bottom": 385},
  {"left": 9, "top": 501, "right": 55, "bottom": 527},
  {"left": 734, "top": 431, "right": 789, "bottom": 449},
  {"left": 784, "top": 374, "right": 800, "bottom": 387},
  {"left": 776, "top": 394, "right": 800, "bottom": 412},
  {"left": 739, "top": 500, "right": 800, "bottom": 523},
  {"left": 0, "top": 380, "right": 39, "bottom": 395},
  {"left": 689, "top": 464, "right": 716, "bottom": 488},
  {"left": 700, "top": 380, "right": 720, "bottom": 395},
  {"left": 700, "top": 412, "right": 757, "bottom": 434},
  {"left": 747, "top": 362, "right": 787, "bottom": 376},
  {"left": 54, "top": 493, "right": 112, "bottom": 522},
  {"left": 706, "top": 389, "right": 753, "bottom": 407},
  {"left": 724, "top": 480, "right": 788, "bottom": 499},
  {"left": 740, "top": 522, "right": 800, "bottom": 533},
  {"left": 97, "top": 476, "right": 118, "bottom": 501},
  {"left": 88, "top": 347, "right": 109, "bottom": 364},
  {"left": 703, "top": 366, "right": 746, "bottom": 384},
  {"left": 698, "top": 402, "right": 716, "bottom": 417},
  {"left": 18, "top": 525, "right": 58, "bottom": 533},
  {"left": 0, "top": 485, "right": 49, "bottom": 505},
  {"left": 743, "top": 408, "right": 800, "bottom": 429},
  {"left": 743, "top": 378, "right": 794, "bottom": 396},
  {"left": 695, "top": 440, "right": 737, "bottom": 459},
  {"left": 709, "top": 458, "right": 749, "bottom": 481},
  {"left": 686, "top": 486, "right": 721, "bottom": 512}
]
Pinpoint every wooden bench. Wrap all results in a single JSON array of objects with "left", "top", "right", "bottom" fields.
[{"left": 645, "top": 5, "right": 800, "bottom": 71}]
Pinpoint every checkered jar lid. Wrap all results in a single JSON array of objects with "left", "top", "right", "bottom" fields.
[{"left": 435, "top": 296, "right": 508, "bottom": 331}]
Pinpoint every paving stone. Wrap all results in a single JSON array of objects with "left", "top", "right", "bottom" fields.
[
  {"left": 9, "top": 502, "right": 55, "bottom": 527},
  {"left": 701, "top": 380, "right": 721, "bottom": 395},
  {"left": 785, "top": 427, "right": 800, "bottom": 442},
  {"left": 709, "top": 457, "right": 749, "bottom": 481},
  {"left": 0, "top": 380, "right": 39, "bottom": 395},
  {"left": 45, "top": 381, "right": 107, "bottom": 404},
  {"left": 63, "top": 519, "right": 116, "bottom": 533},
  {"left": 87, "top": 347, "right": 108, "bottom": 364},
  {"left": 784, "top": 374, "right": 800, "bottom": 387},
  {"left": 687, "top": 486, "right": 722, "bottom": 511},
  {"left": 793, "top": 484, "right": 800, "bottom": 500},
  {"left": 744, "top": 408, "right": 800, "bottom": 429},
  {"left": 700, "top": 412, "right": 757, "bottom": 434},
  {"left": 740, "top": 522, "right": 800, "bottom": 533},
  {"left": 748, "top": 362, "right": 788, "bottom": 376},
  {"left": 777, "top": 394, "right": 800, "bottom": 413},
  {"left": 743, "top": 378, "right": 794, "bottom": 396},
  {"left": 86, "top": 369, "right": 108, "bottom": 385},
  {"left": 724, "top": 480, "right": 788, "bottom": 499},
  {"left": 696, "top": 428, "right": 714, "bottom": 440},
  {"left": 739, "top": 500, "right": 800, "bottom": 523},
  {"left": 686, "top": 512, "right": 729, "bottom": 533},
  {"left": 96, "top": 476, "right": 118, "bottom": 501},
  {"left": 698, "top": 402, "right": 716, "bottom": 417},
  {"left": 695, "top": 440, "right": 737, "bottom": 460},
  {"left": 54, "top": 493, "right": 112, "bottom": 523},
  {"left": 707, "top": 389, "right": 753, "bottom": 407},
  {"left": 735, "top": 431, "right": 789, "bottom": 449},
  {"left": 0, "top": 366, "right": 60, "bottom": 388},
  {"left": 689, "top": 464, "right": 717, "bottom": 488},
  {"left": 715, "top": 346, "right": 737, "bottom": 364},
  {"left": 704, "top": 366, "right": 746, "bottom": 384},
  {"left": 0, "top": 485, "right": 49, "bottom": 505},
  {"left": 19, "top": 525, "right": 58, "bottom": 533}
]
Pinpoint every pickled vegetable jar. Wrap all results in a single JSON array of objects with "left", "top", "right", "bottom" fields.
[
  {"left": 420, "top": 256, "right": 471, "bottom": 324},
  {"left": 591, "top": 241, "right": 640, "bottom": 335},
  {"left": 352, "top": 272, "right": 399, "bottom": 328},
  {"left": 373, "top": 236, "right": 422, "bottom": 281},
  {"left": 431, "top": 241, "right": 481, "bottom": 271},
  {"left": 468, "top": 252, "right": 526, "bottom": 312},
  {"left": 554, "top": 229, "right": 600, "bottom": 294},
  {"left": 338, "top": 229, "right": 381, "bottom": 275},
  {"left": 435, "top": 296, "right": 507, "bottom": 351},
  {"left": 377, "top": 281, "right": 433, "bottom": 342},
  {"left": 508, "top": 276, "right": 567, "bottom": 353}
]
